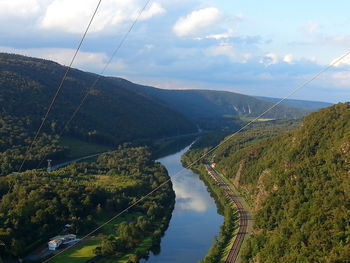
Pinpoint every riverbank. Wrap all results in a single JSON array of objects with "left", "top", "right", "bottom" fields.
[
  {"left": 181, "top": 145, "right": 253, "bottom": 263},
  {"left": 3, "top": 147, "right": 175, "bottom": 263},
  {"left": 184, "top": 163, "right": 238, "bottom": 263},
  {"left": 47, "top": 208, "right": 174, "bottom": 263},
  {"left": 141, "top": 145, "right": 223, "bottom": 263}
]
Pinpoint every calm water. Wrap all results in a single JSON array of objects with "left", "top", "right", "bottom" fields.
[{"left": 141, "top": 146, "right": 223, "bottom": 263}]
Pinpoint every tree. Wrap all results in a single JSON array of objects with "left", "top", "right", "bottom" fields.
[{"left": 101, "top": 236, "right": 117, "bottom": 256}]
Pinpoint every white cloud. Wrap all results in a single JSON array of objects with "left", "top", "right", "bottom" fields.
[
  {"left": 327, "top": 34, "right": 350, "bottom": 46},
  {"left": 196, "top": 29, "right": 235, "bottom": 40},
  {"left": 331, "top": 53, "right": 350, "bottom": 67},
  {"left": 207, "top": 43, "right": 252, "bottom": 63},
  {"left": 138, "top": 44, "right": 155, "bottom": 54},
  {"left": 260, "top": 53, "right": 279, "bottom": 66},
  {"left": 316, "top": 70, "right": 350, "bottom": 92},
  {"left": 173, "top": 7, "right": 221, "bottom": 37},
  {"left": 283, "top": 54, "right": 294, "bottom": 64},
  {"left": 40, "top": 0, "right": 165, "bottom": 34},
  {"left": 208, "top": 43, "right": 236, "bottom": 58},
  {"left": 172, "top": 175, "right": 211, "bottom": 212},
  {"left": 206, "top": 31, "right": 234, "bottom": 40},
  {"left": 329, "top": 71, "right": 350, "bottom": 88},
  {"left": 0, "top": 0, "right": 40, "bottom": 18},
  {"left": 302, "top": 21, "right": 320, "bottom": 35},
  {"left": 139, "top": 2, "right": 165, "bottom": 20}
]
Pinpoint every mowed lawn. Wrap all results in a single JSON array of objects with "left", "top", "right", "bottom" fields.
[
  {"left": 49, "top": 239, "right": 100, "bottom": 263},
  {"left": 49, "top": 236, "right": 153, "bottom": 263},
  {"left": 48, "top": 212, "right": 145, "bottom": 263}
]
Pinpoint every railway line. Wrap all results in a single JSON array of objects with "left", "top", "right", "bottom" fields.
[{"left": 205, "top": 164, "right": 250, "bottom": 263}]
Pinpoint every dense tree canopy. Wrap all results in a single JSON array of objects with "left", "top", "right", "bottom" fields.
[
  {"left": 0, "top": 146, "right": 174, "bottom": 259},
  {"left": 0, "top": 53, "right": 197, "bottom": 174},
  {"left": 213, "top": 103, "right": 350, "bottom": 262}
]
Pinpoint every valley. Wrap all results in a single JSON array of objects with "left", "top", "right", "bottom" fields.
[{"left": 0, "top": 53, "right": 348, "bottom": 263}]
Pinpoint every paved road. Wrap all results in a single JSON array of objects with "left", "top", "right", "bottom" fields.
[{"left": 205, "top": 164, "right": 253, "bottom": 263}]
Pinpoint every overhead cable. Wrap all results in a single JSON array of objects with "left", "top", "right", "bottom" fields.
[{"left": 42, "top": 51, "right": 350, "bottom": 262}]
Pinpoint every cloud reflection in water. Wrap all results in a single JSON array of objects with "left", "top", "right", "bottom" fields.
[{"left": 172, "top": 171, "right": 213, "bottom": 212}]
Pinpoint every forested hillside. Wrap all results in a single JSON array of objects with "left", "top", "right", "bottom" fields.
[
  {"left": 213, "top": 103, "right": 350, "bottom": 262},
  {"left": 0, "top": 53, "right": 196, "bottom": 173},
  {"left": 133, "top": 86, "right": 310, "bottom": 122},
  {"left": 0, "top": 146, "right": 174, "bottom": 261},
  {"left": 0, "top": 53, "right": 196, "bottom": 142},
  {"left": 256, "top": 96, "right": 333, "bottom": 110}
]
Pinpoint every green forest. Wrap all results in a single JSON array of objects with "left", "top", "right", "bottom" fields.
[
  {"left": 0, "top": 53, "right": 197, "bottom": 174},
  {"left": 0, "top": 53, "right": 314, "bottom": 175},
  {"left": 1, "top": 52, "right": 347, "bottom": 263},
  {"left": 211, "top": 103, "right": 350, "bottom": 262},
  {"left": 0, "top": 146, "right": 175, "bottom": 262}
]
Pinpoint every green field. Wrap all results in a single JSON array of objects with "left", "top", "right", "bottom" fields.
[
  {"left": 240, "top": 117, "right": 275, "bottom": 122},
  {"left": 60, "top": 137, "right": 112, "bottom": 159},
  {"left": 49, "top": 240, "right": 100, "bottom": 263},
  {"left": 48, "top": 212, "right": 152, "bottom": 263}
]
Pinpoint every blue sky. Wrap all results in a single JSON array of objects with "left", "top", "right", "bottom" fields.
[{"left": 0, "top": 0, "right": 350, "bottom": 103}]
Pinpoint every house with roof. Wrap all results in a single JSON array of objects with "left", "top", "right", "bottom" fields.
[{"left": 48, "top": 234, "right": 79, "bottom": 250}]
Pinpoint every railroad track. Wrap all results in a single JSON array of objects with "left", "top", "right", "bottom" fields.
[{"left": 205, "top": 165, "right": 249, "bottom": 263}]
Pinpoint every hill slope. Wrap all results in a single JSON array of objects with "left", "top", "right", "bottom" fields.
[
  {"left": 0, "top": 53, "right": 196, "bottom": 141},
  {"left": 0, "top": 53, "right": 196, "bottom": 173},
  {"left": 133, "top": 85, "right": 310, "bottom": 122},
  {"left": 256, "top": 96, "right": 333, "bottom": 110},
  {"left": 213, "top": 103, "right": 350, "bottom": 262}
]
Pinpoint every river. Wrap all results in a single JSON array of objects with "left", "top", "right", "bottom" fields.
[{"left": 141, "top": 145, "right": 223, "bottom": 263}]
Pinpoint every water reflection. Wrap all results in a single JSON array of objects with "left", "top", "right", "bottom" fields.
[
  {"left": 142, "top": 146, "right": 223, "bottom": 263},
  {"left": 172, "top": 173, "right": 212, "bottom": 212}
]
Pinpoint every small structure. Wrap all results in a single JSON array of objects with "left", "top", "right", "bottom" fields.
[
  {"left": 48, "top": 234, "right": 78, "bottom": 250},
  {"left": 211, "top": 163, "right": 216, "bottom": 168},
  {"left": 48, "top": 239, "right": 62, "bottom": 251},
  {"left": 47, "top": 159, "right": 52, "bottom": 172}
]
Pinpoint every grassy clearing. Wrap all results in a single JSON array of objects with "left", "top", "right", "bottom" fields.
[
  {"left": 60, "top": 137, "right": 111, "bottom": 159},
  {"left": 48, "top": 212, "right": 145, "bottom": 263},
  {"left": 94, "top": 237, "right": 153, "bottom": 263},
  {"left": 49, "top": 239, "right": 100, "bottom": 263},
  {"left": 240, "top": 117, "right": 275, "bottom": 122}
]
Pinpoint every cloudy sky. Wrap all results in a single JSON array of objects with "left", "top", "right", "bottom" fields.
[{"left": 1, "top": 0, "right": 350, "bottom": 103}]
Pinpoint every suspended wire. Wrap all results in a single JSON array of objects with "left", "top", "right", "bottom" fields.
[
  {"left": 42, "top": 51, "right": 350, "bottom": 262},
  {"left": 36, "top": 0, "right": 153, "bottom": 169},
  {"left": 6, "top": 0, "right": 103, "bottom": 195},
  {"left": 196, "top": 51, "right": 350, "bottom": 162},
  {"left": 17, "top": 0, "right": 103, "bottom": 173}
]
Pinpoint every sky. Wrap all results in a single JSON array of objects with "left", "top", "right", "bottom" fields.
[{"left": 1, "top": 0, "right": 350, "bottom": 103}]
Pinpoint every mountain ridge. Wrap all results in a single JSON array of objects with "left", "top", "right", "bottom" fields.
[
  {"left": 255, "top": 96, "right": 333, "bottom": 110},
  {"left": 0, "top": 52, "right": 325, "bottom": 173},
  {"left": 130, "top": 84, "right": 311, "bottom": 121},
  {"left": 0, "top": 53, "right": 197, "bottom": 173}
]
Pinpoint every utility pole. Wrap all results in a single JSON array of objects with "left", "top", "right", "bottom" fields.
[{"left": 47, "top": 159, "right": 52, "bottom": 172}]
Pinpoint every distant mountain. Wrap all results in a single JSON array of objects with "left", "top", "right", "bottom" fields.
[
  {"left": 132, "top": 86, "right": 310, "bottom": 123},
  {"left": 255, "top": 96, "right": 333, "bottom": 110},
  {"left": 0, "top": 52, "right": 314, "bottom": 173}
]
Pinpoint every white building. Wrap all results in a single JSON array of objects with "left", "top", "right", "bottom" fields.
[
  {"left": 48, "top": 239, "right": 63, "bottom": 251},
  {"left": 48, "top": 234, "right": 78, "bottom": 250}
]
